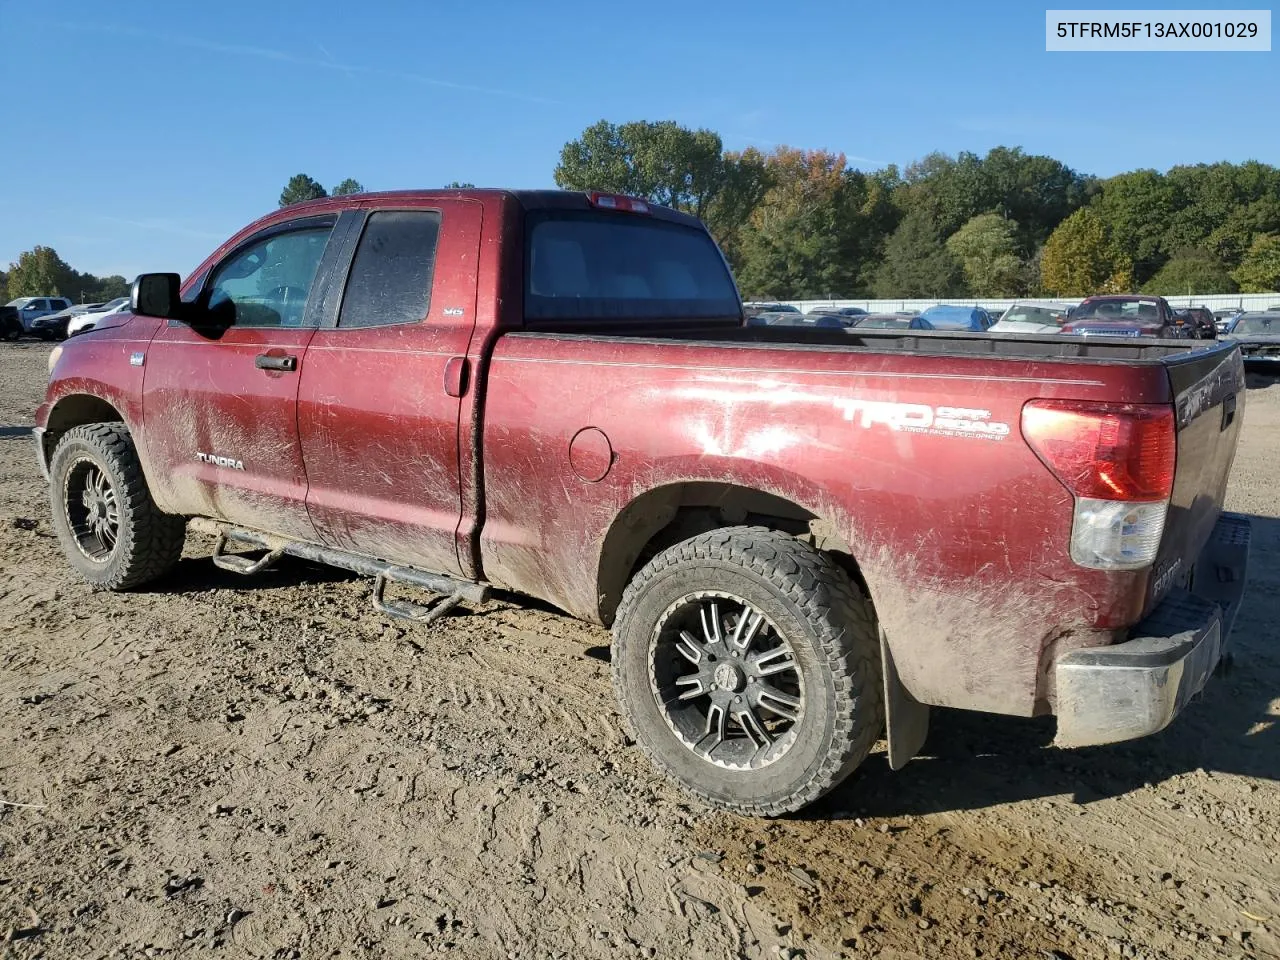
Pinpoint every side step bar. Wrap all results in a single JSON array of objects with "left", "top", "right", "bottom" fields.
[{"left": 191, "top": 519, "right": 490, "bottom": 625}]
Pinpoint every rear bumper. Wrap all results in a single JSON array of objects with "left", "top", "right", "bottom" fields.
[{"left": 1053, "top": 512, "right": 1250, "bottom": 748}]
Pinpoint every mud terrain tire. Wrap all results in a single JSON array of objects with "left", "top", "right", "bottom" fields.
[
  {"left": 612, "top": 526, "right": 882, "bottom": 816},
  {"left": 50, "top": 423, "right": 186, "bottom": 590}
]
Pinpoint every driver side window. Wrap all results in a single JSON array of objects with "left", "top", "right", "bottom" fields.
[{"left": 205, "top": 225, "right": 332, "bottom": 328}]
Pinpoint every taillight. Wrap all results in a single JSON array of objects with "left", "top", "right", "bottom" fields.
[
  {"left": 1022, "top": 401, "right": 1176, "bottom": 571},
  {"left": 587, "top": 191, "right": 650, "bottom": 214},
  {"left": 1022, "top": 401, "right": 1174, "bottom": 500}
]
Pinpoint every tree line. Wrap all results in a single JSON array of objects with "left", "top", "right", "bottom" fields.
[
  {"left": 553, "top": 120, "right": 1280, "bottom": 299},
  {"left": 9, "top": 143, "right": 1279, "bottom": 306},
  {"left": 1, "top": 248, "right": 129, "bottom": 305}
]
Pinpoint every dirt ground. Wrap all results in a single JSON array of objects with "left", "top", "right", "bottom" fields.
[{"left": 0, "top": 340, "right": 1277, "bottom": 960}]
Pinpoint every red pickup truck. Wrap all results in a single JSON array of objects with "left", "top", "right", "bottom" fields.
[{"left": 36, "top": 190, "right": 1250, "bottom": 815}]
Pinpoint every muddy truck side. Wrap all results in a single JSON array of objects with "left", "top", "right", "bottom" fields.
[{"left": 35, "top": 189, "right": 1250, "bottom": 815}]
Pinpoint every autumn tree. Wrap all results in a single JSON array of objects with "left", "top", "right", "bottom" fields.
[
  {"left": 1232, "top": 234, "right": 1280, "bottom": 292},
  {"left": 734, "top": 149, "right": 854, "bottom": 298},
  {"left": 946, "top": 214, "right": 1022, "bottom": 296},
  {"left": 279, "top": 173, "right": 328, "bottom": 207},
  {"left": 1040, "top": 208, "right": 1132, "bottom": 296},
  {"left": 873, "top": 208, "right": 966, "bottom": 298},
  {"left": 1140, "top": 248, "right": 1236, "bottom": 295}
]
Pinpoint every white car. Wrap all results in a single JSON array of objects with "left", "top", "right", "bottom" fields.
[
  {"left": 66, "top": 297, "right": 130, "bottom": 337},
  {"left": 988, "top": 301, "right": 1074, "bottom": 334}
]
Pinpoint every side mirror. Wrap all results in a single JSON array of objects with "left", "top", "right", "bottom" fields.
[{"left": 131, "top": 273, "right": 182, "bottom": 319}]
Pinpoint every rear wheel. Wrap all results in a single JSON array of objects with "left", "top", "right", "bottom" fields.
[
  {"left": 49, "top": 423, "right": 186, "bottom": 590},
  {"left": 612, "top": 526, "right": 882, "bottom": 816}
]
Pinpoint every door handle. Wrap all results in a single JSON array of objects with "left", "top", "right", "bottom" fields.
[
  {"left": 255, "top": 353, "right": 297, "bottom": 372},
  {"left": 444, "top": 356, "right": 469, "bottom": 398}
]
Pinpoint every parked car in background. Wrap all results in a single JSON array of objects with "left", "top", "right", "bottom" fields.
[
  {"left": 849, "top": 313, "right": 934, "bottom": 330},
  {"left": 1174, "top": 306, "right": 1218, "bottom": 340},
  {"left": 1061, "top": 295, "right": 1181, "bottom": 338},
  {"left": 1214, "top": 308, "right": 1245, "bottom": 334},
  {"left": 827, "top": 306, "right": 868, "bottom": 318},
  {"left": 0, "top": 305, "right": 22, "bottom": 341},
  {"left": 759, "top": 310, "right": 851, "bottom": 329},
  {"left": 917, "top": 304, "right": 993, "bottom": 331},
  {"left": 5, "top": 297, "right": 74, "bottom": 335},
  {"left": 30, "top": 301, "right": 106, "bottom": 340},
  {"left": 743, "top": 302, "right": 800, "bottom": 319},
  {"left": 66, "top": 298, "right": 130, "bottom": 337},
  {"left": 1218, "top": 312, "right": 1280, "bottom": 368},
  {"left": 988, "top": 301, "right": 1072, "bottom": 334}
]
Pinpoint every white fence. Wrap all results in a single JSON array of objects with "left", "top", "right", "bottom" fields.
[{"left": 752, "top": 294, "right": 1280, "bottom": 314}]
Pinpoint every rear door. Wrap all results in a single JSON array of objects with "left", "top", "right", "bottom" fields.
[
  {"left": 141, "top": 213, "right": 353, "bottom": 540},
  {"left": 298, "top": 199, "right": 483, "bottom": 578}
]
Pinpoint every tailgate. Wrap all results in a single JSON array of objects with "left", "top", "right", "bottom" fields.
[{"left": 1148, "top": 343, "right": 1246, "bottom": 608}]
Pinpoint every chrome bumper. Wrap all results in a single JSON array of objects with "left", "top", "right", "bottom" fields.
[
  {"left": 32, "top": 426, "right": 49, "bottom": 481},
  {"left": 1053, "top": 512, "right": 1250, "bottom": 748}
]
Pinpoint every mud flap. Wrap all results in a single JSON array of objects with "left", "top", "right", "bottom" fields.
[{"left": 881, "top": 629, "right": 930, "bottom": 770}]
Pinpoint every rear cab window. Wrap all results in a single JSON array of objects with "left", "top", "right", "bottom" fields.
[{"left": 523, "top": 210, "right": 740, "bottom": 323}]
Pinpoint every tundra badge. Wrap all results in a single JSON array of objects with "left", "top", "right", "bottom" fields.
[{"left": 197, "top": 452, "right": 245, "bottom": 470}]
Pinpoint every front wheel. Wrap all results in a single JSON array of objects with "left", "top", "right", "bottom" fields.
[
  {"left": 612, "top": 526, "right": 883, "bottom": 816},
  {"left": 49, "top": 423, "right": 186, "bottom": 590}
]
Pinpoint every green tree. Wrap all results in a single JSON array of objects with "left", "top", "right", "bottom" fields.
[
  {"left": 946, "top": 214, "right": 1023, "bottom": 296},
  {"left": 444, "top": 181, "right": 476, "bottom": 188},
  {"left": 554, "top": 120, "right": 726, "bottom": 218},
  {"left": 872, "top": 208, "right": 966, "bottom": 298},
  {"left": 1140, "top": 248, "right": 1236, "bottom": 295},
  {"left": 330, "top": 178, "right": 365, "bottom": 196},
  {"left": 1092, "top": 170, "right": 1174, "bottom": 283},
  {"left": 5, "top": 246, "right": 77, "bottom": 298},
  {"left": 1232, "top": 234, "right": 1280, "bottom": 292},
  {"left": 87, "top": 275, "right": 130, "bottom": 301},
  {"left": 703, "top": 148, "right": 773, "bottom": 272},
  {"left": 279, "top": 173, "right": 328, "bottom": 207},
  {"left": 0, "top": 269, "right": 7, "bottom": 302}
]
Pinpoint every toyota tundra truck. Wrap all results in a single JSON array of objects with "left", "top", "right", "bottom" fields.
[{"left": 35, "top": 189, "right": 1250, "bottom": 815}]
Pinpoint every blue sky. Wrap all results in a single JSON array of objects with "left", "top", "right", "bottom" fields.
[{"left": 1, "top": 0, "right": 1276, "bottom": 283}]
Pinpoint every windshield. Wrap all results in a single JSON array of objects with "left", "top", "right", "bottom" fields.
[
  {"left": 1233, "top": 315, "right": 1280, "bottom": 335},
  {"left": 525, "top": 211, "right": 740, "bottom": 322},
  {"left": 1073, "top": 299, "right": 1161, "bottom": 324},
  {"left": 1000, "top": 305, "right": 1066, "bottom": 325},
  {"left": 5, "top": 298, "right": 34, "bottom": 307}
]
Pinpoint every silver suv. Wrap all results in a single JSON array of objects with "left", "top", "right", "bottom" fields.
[{"left": 6, "top": 296, "right": 74, "bottom": 334}]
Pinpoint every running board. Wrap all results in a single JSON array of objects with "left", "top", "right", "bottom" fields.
[{"left": 189, "top": 519, "right": 490, "bottom": 624}]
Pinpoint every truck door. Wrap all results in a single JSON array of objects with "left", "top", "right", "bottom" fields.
[
  {"left": 297, "top": 200, "right": 482, "bottom": 578},
  {"left": 141, "top": 213, "right": 351, "bottom": 540}
]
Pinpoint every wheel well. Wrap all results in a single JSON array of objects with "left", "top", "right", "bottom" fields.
[
  {"left": 596, "top": 482, "right": 868, "bottom": 625},
  {"left": 43, "top": 395, "right": 125, "bottom": 461}
]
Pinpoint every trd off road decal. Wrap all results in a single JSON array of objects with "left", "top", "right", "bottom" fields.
[{"left": 833, "top": 399, "right": 1010, "bottom": 440}]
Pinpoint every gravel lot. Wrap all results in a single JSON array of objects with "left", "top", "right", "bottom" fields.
[{"left": 1, "top": 340, "right": 1277, "bottom": 960}]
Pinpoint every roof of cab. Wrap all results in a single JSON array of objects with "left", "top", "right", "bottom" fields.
[{"left": 277, "top": 188, "right": 703, "bottom": 228}]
